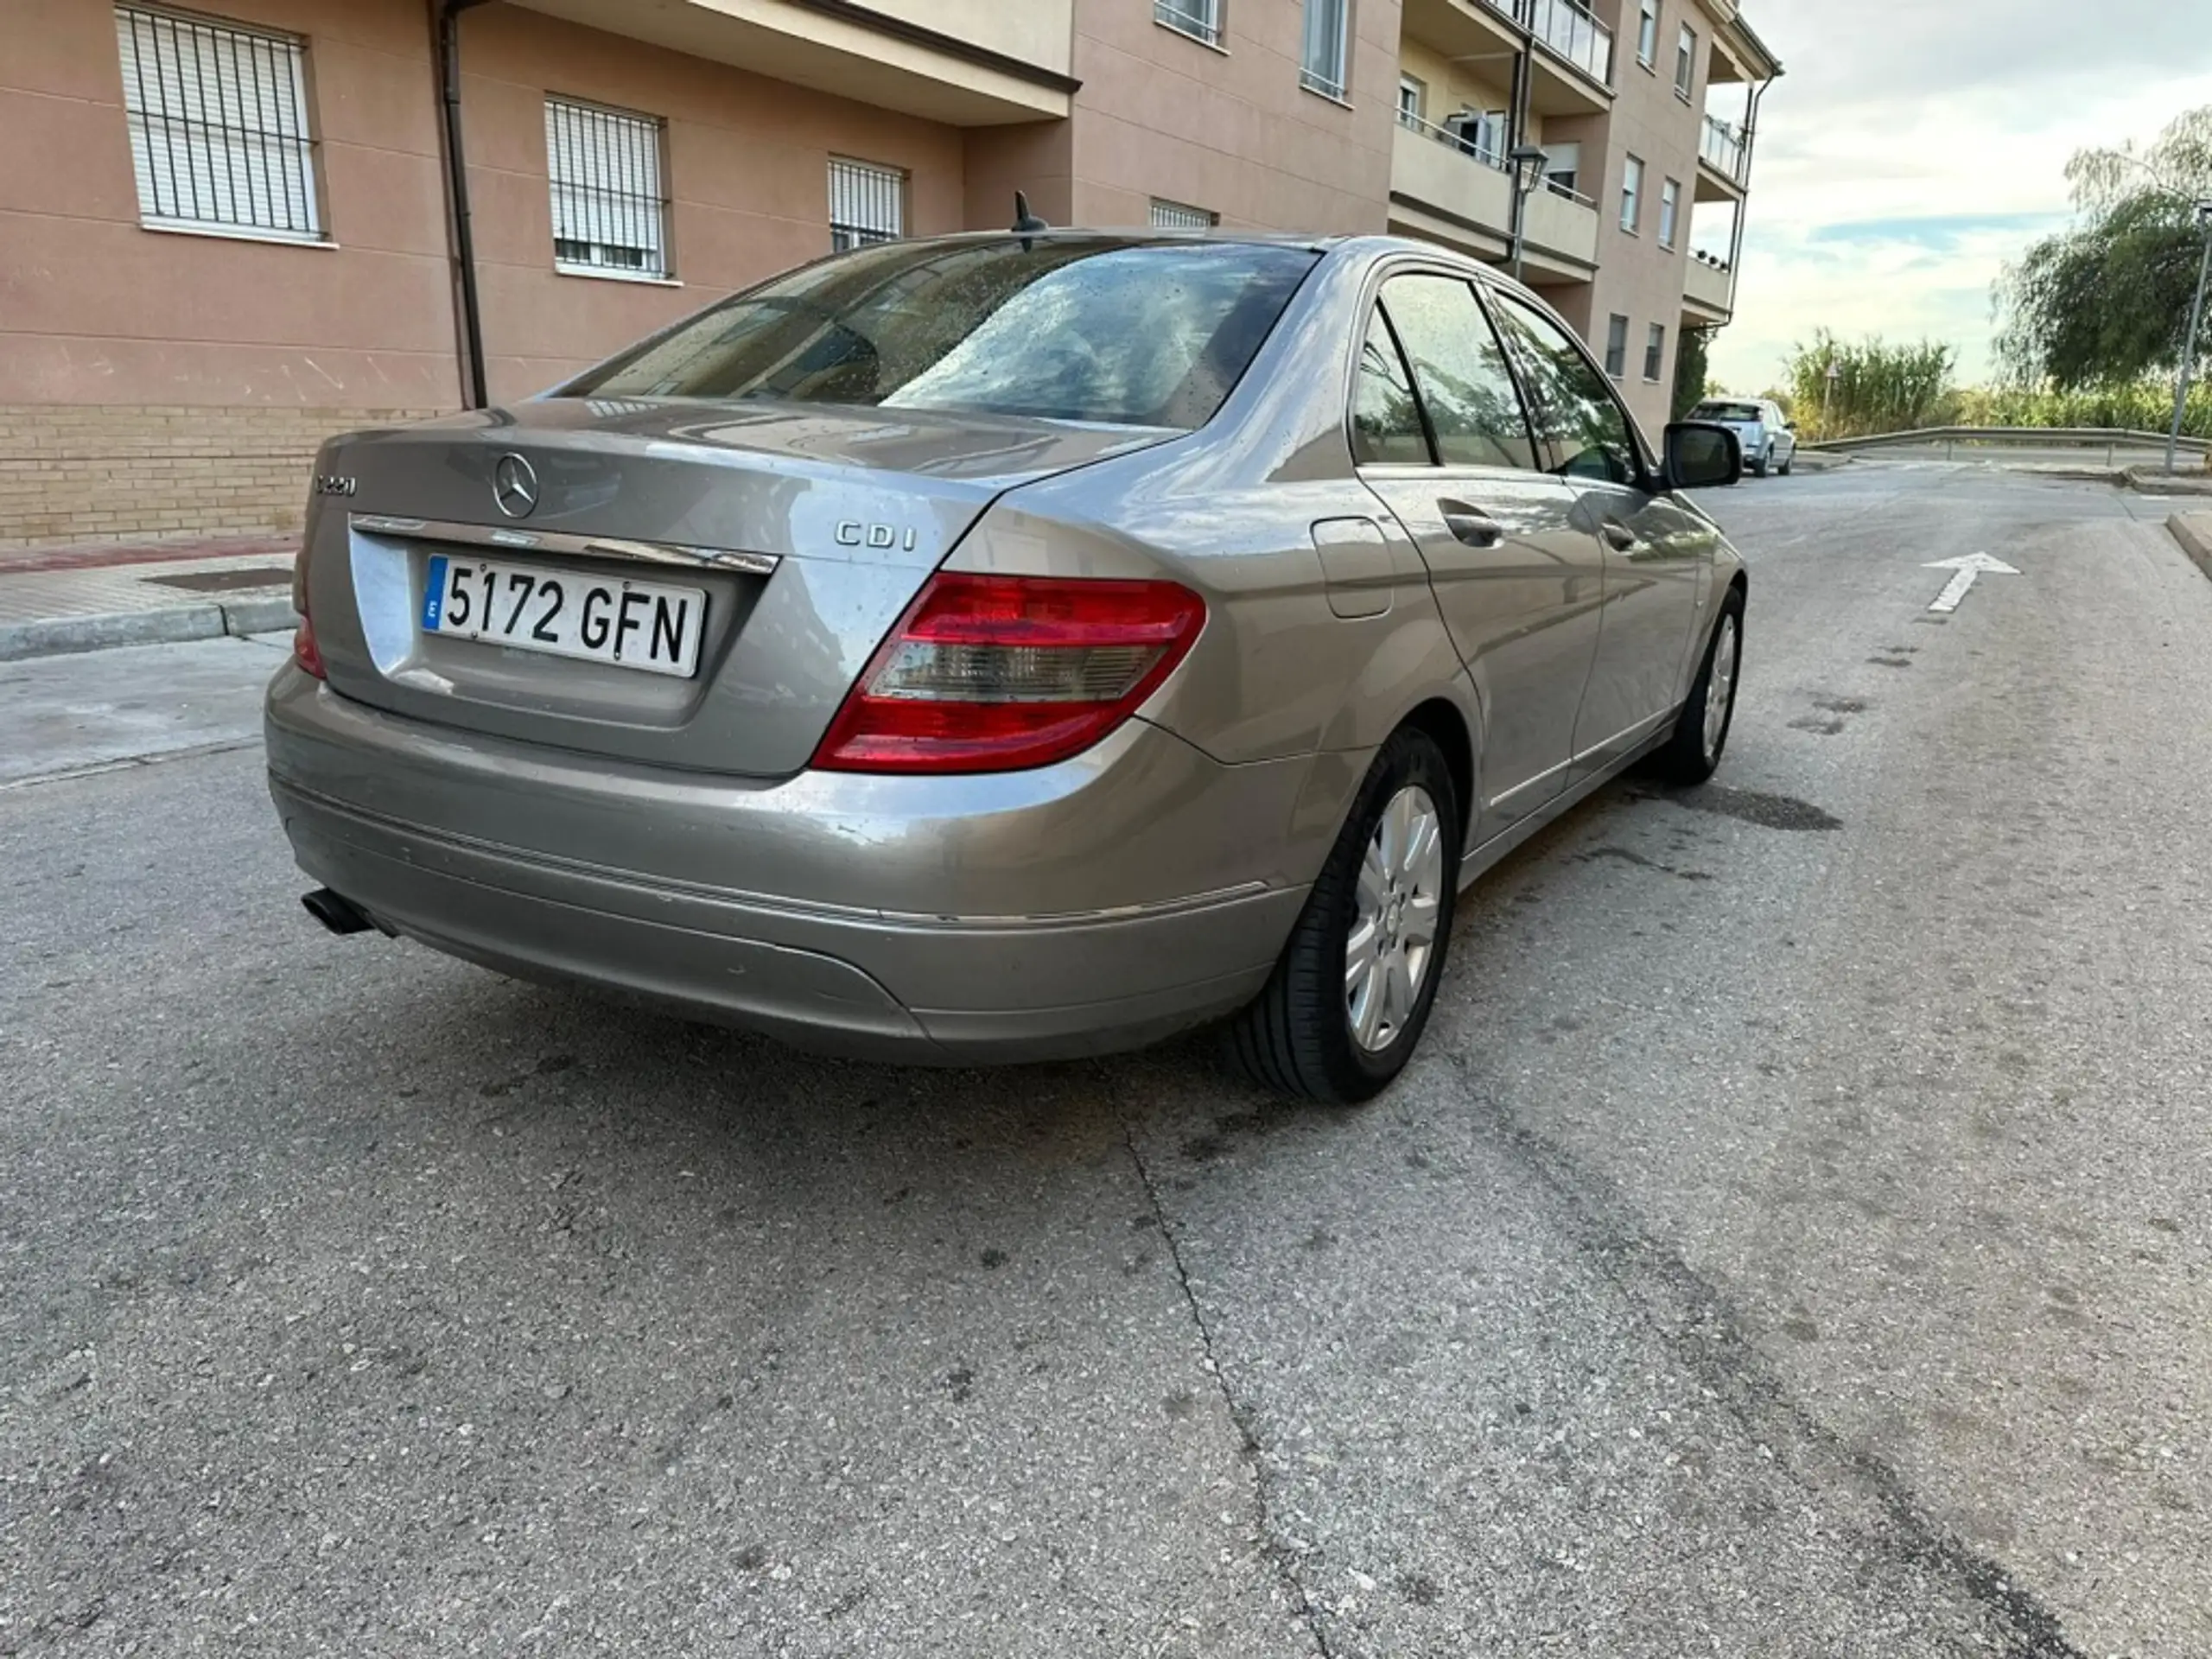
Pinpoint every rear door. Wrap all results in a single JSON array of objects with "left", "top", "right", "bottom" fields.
[
  {"left": 1351, "top": 271, "right": 1605, "bottom": 838},
  {"left": 1486, "top": 290, "right": 1715, "bottom": 771}
]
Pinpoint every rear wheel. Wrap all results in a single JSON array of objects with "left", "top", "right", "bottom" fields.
[
  {"left": 1778, "top": 449, "right": 1794, "bottom": 477},
  {"left": 1751, "top": 446, "right": 1771, "bottom": 478},
  {"left": 1225, "top": 728, "right": 1459, "bottom": 1103},
  {"left": 1654, "top": 588, "right": 1744, "bottom": 785}
]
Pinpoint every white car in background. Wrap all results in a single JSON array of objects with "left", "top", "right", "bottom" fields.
[{"left": 1689, "top": 397, "right": 1796, "bottom": 478}]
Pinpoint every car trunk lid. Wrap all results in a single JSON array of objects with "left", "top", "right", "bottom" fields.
[{"left": 302, "top": 397, "right": 1171, "bottom": 777}]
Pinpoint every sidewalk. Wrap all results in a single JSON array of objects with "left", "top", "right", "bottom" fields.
[{"left": 0, "top": 533, "right": 300, "bottom": 662}]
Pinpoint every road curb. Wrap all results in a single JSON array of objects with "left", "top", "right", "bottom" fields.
[
  {"left": 2169, "top": 512, "right": 2212, "bottom": 579},
  {"left": 0, "top": 594, "right": 296, "bottom": 663},
  {"left": 2129, "top": 465, "right": 2212, "bottom": 497}
]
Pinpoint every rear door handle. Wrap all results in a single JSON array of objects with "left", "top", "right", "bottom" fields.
[
  {"left": 1439, "top": 500, "right": 1504, "bottom": 549},
  {"left": 1599, "top": 521, "right": 1638, "bottom": 551}
]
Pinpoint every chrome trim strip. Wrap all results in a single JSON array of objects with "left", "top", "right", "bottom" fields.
[{"left": 348, "top": 513, "right": 780, "bottom": 575}]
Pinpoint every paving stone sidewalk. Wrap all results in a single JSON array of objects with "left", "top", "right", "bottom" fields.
[{"left": 0, "top": 533, "right": 300, "bottom": 661}]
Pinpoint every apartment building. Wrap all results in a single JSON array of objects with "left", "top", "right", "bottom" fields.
[
  {"left": 1390, "top": 0, "right": 1777, "bottom": 433},
  {"left": 0, "top": 0, "right": 1771, "bottom": 545}
]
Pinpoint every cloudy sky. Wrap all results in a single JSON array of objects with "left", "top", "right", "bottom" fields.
[{"left": 1706, "top": 1, "right": 2212, "bottom": 394}]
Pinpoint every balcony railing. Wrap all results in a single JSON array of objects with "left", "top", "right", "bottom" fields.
[
  {"left": 1475, "top": 0, "right": 1613, "bottom": 87},
  {"left": 1701, "top": 115, "right": 1751, "bottom": 185},
  {"left": 1400, "top": 113, "right": 1599, "bottom": 209},
  {"left": 1407, "top": 111, "right": 1513, "bottom": 175},
  {"left": 1401, "top": 111, "right": 1509, "bottom": 173}
]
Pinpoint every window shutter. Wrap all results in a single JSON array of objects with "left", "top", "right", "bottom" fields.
[
  {"left": 1150, "top": 198, "right": 1217, "bottom": 231},
  {"left": 828, "top": 157, "right": 905, "bottom": 252},
  {"left": 545, "top": 98, "right": 668, "bottom": 276},
  {"left": 114, "top": 5, "right": 320, "bottom": 238}
]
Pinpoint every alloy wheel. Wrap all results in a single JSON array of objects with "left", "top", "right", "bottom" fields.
[
  {"left": 1345, "top": 784, "right": 1446, "bottom": 1053},
  {"left": 1703, "top": 614, "right": 1739, "bottom": 761}
]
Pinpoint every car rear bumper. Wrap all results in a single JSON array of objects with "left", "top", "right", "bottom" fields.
[{"left": 264, "top": 667, "right": 1319, "bottom": 1062}]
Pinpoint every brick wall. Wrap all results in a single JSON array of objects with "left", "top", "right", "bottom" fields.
[{"left": 0, "top": 406, "right": 448, "bottom": 548}]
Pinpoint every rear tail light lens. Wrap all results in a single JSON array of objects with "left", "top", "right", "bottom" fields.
[
  {"left": 811, "top": 573, "right": 1205, "bottom": 774},
  {"left": 291, "top": 542, "right": 325, "bottom": 680}
]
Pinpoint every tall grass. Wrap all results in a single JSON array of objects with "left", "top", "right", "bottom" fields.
[
  {"left": 1768, "top": 327, "right": 2212, "bottom": 447},
  {"left": 1784, "top": 332, "right": 1956, "bottom": 442},
  {"left": 1951, "top": 380, "right": 2212, "bottom": 442}
]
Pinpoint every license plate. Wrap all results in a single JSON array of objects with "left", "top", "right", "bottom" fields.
[{"left": 421, "top": 554, "right": 706, "bottom": 677}]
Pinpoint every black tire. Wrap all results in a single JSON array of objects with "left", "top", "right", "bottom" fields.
[
  {"left": 1225, "top": 727, "right": 1460, "bottom": 1103},
  {"left": 1653, "top": 587, "right": 1745, "bottom": 785},
  {"left": 1751, "top": 448, "right": 1770, "bottom": 479},
  {"left": 1777, "top": 452, "right": 1794, "bottom": 476}
]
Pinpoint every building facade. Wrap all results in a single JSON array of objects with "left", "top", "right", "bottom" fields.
[{"left": 0, "top": 0, "right": 1774, "bottom": 546}]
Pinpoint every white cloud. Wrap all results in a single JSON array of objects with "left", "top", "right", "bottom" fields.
[{"left": 1707, "top": 2, "right": 2212, "bottom": 392}]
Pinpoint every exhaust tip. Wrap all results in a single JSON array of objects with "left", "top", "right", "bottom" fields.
[{"left": 302, "top": 887, "right": 376, "bottom": 936}]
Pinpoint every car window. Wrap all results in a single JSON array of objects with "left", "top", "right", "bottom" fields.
[
  {"left": 563, "top": 238, "right": 1319, "bottom": 430},
  {"left": 1351, "top": 310, "right": 1433, "bottom": 465},
  {"left": 1375, "top": 275, "right": 1536, "bottom": 471},
  {"left": 1694, "top": 401, "right": 1763, "bottom": 423},
  {"left": 1489, "top": 294, "right": 1643, "bottom": 486}
]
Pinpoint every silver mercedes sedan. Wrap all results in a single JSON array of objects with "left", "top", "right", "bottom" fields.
[{"left": 267, "top": 229, "right": 1745, "bottom": 1102}]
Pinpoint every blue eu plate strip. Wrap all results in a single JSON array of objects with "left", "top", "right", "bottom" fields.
[{"left": 423, "top": 556, "right": 447, "bottom": 630}]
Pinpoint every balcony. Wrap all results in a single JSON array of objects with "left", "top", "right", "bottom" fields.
[
  {"left": 1682, "top": 249, "right": 1734, "bottom": 321},
  {"left": 1471, "top": 0, "right": 1613, "bottom": 112},
  {"left": 1697, "top": 115, "right": 1751, "bottom": 199},
  {"left": 508, "top": 0, "right": 1077, "bottom": 124},
  {"left": 1389, "top": 118, "right": 1599, "bottom": 282}
]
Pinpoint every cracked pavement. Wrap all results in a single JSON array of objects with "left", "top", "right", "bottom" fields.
[{"left": 3, "top": 466, "right": 2209, "bottom": 1656}]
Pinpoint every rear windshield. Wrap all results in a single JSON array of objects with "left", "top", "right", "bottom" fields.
[
  {"left": 1693, "top": 401, "right": 1764, "bottom": 423},
  {"left": 561, "top": 237, "right": 1320, "bottom": 430}
]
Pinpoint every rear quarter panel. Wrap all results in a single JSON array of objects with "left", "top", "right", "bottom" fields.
[{"left": 956, "top": 243, "right": 1470, "bottom": 770}]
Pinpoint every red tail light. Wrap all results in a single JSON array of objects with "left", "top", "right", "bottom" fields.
[
  {"left": 291, "top": 541, "right": 326, "bottom": 680},
  {"left": 811, "top": 574, "right": 1205, "bottom": 774}
]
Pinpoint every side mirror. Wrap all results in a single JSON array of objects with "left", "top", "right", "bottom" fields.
[{"left": 1663, "top": 421, "right": 1742, "bottom": 491}]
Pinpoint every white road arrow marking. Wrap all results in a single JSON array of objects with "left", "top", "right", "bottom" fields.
[{"left": 1923, "top": 552, "right": 2021, "bottom": 613}]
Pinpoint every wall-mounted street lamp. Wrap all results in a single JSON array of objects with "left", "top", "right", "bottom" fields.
[{"left": 1507, "top": 145, "right": 1551, "bottom": 284}]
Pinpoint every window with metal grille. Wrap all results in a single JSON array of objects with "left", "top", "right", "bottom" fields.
[
  {"left": 1150, "top": 198, "right": 1217, "bottom": 232},
  {"left": 829, "top": 157, "right": 905, "bottom": 252},
  {"left": 113, "top": 4, "right": 321, "bottom": 240},
  {"left": 1644, "top": 322, "right": 1667, "bottom": 382},
  {"left": 1299, "top": 0, "right": 1349, "bottom": 100},
  {"left": 546, "top": 97, "right": 669, "bottom": 277},
  {"left": 1154, "top": 0, "right": 1222, "bottom": 46}
]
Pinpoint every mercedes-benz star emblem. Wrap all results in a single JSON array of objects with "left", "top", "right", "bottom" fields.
[{"left": 492, "top": 453, "right": 539, "bottom": 518}]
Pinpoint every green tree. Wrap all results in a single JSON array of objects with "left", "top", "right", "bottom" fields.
[
  {"left": 1996, "top": 105, "right": 2212, "bottom": 389},
  {"left": 1783, "top": 332, "right": 1957, "bottom": 441},
  {"left": 1671, "top": 324, "right": 1716, "bottom": 420}
]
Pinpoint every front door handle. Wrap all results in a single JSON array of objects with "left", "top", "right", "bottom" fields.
[
  {"left": 1440, "top": 500, "right": 1504, "bottom": 549},
  {"left": 1599, "top": 521, "right": 1639, "bottom": 551}
]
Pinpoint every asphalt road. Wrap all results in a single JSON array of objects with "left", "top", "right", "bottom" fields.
[{"left": 3, "top": 466, "right": 2207, "bottom": 1658}]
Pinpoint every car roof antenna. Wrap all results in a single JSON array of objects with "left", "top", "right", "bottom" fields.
[{"left": 1012, "top": 190, "right": 1049, "bottom": 251}]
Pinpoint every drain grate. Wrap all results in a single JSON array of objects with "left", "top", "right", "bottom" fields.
[{"left": 141, "top": 567, "right": 294, "bottom": 594}]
